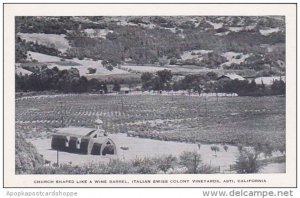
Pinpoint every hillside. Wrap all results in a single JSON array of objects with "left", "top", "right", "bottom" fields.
[
  {"left": 15, "top": 16, "right": 285, "bottom": 78},
  {"left": 15, "top": 132, "right": 44, "bottom": 174}
]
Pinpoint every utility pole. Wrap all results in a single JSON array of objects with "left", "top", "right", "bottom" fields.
[
  {"left": 205, "top": 96, "right": 208, "bottom": 116},
  {"left": 57, "top": 101, "right": 65, "bottom": 167},
  {"left": 59, "top": 101, "right": 64, "bottom": 127},
  {"left": 121, "top": 96, "right": 124, "bottom": 113},
  {"left": 56, "top": 149, "right": 59, "bottom": 167},
  {"left": 215, "top": 87, "right": 219, "bottom": 103}
]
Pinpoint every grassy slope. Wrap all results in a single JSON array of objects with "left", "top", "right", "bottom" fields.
[
  {"left": 15, "top": 133, "right": 44, "bottom": 174},
  {"left": 16, "top": 16, "right": 285, "bottom": 77}
]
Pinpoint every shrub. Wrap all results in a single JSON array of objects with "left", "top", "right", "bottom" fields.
[
  {"left": 179, "top": 151, "right": 202, "bottom": 173},
  {"left": 154, "top": 155, "right": 177, "bottom": 173},
  {"left": 234, "top": 148, "right": 263, "bottom": 173},
  {"left": 223, "top": 145, "right": 229, "bottom": 152},
  {"left": 131, "top": 158, "right": 158, "bottom": 174},
  {"left": 235, "top": 54, "right": 242, "bottom": 59},
  {"left": 15, "top": 133, "right": 44, "bottom": 174},
  {"left": 210, "top": 145, "right": 220, "bottom": 156},
  {"left": 106, "top": 65, "right": 114, "bottom": 71},
  {"left": 104, "top": 159, "right": 131, "bottom": 174},
  {"left": 206, "top": 72, "right": 218, "bottom": 80},
  {"left": 113, "top": 83, "right": 121, "bottom": 92},
  {"left": 87, "top": 68, "right": 97, "bottom": 74}
]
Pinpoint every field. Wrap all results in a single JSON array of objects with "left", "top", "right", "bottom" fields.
[
  {"left": 16, "top": 94, "right": 285, "bottom": 150},
  {"left": 25, "top": 51, "right": 130, "bottom": 77},
  {"left": 28, "top": 133, "right": 285, "bottom": 174},
  {"left": 22, "top": 51, "right": 258, "bottom": 79},
  {"left": 121, "top": 65, "right": 214, "bottom": 75}
]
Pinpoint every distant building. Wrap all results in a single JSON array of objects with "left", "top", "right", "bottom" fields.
[
  {"left": 255, "top": 76, "right": 286, "bottom": 85},
  {"left": 134, "top": 85, "right": 142, "bottom": 91},
  {"left": 51, "top": 119, "right": 117, "bottom": 156},
  {"left": 217, "top": 74, "right": 246, "bottom": 81},
  {"left": 120, "top": 87, "right": 130, "bottom": 94},
  {"left": 99, "top": 90, "right": 105, "bottom": 94}
]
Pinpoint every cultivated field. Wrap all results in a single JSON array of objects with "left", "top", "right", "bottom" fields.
[{"left": 16, "top": 94, "right": 285, "bottom": 149}]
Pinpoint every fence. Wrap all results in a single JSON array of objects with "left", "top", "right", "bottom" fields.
[{"left": 214, "top": 164, "right": 236, "bottom": 174}]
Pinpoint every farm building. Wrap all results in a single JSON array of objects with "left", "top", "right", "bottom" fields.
[
  {"left": 217, "top": 74, "right": 246, "bottom": 81},
  {"left": 51, "top": 119, "right": 117, "bottom": 156},
  {"left": 119, "top": 87, "right": 130, "bottom": 94},
  {"left": 255, "top": 76, "right": 286, "bottom": 85}
]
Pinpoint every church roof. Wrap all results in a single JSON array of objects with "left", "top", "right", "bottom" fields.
[{"left": 54, "top": 127, "right": 96, "bottom": 137}]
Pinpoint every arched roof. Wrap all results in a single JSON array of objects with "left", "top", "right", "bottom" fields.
[
  {"left": 55, "top": 127, "right": 95, "bottom": 137},
  {"left": 92, "top": 137, "right": 115, "bottom": 145}
]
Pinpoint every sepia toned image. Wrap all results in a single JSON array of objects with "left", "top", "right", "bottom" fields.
[{"left": 3, "top": 4, "right": 296, "bottom": 187}]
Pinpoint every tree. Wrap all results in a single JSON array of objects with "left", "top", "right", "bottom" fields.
[
  {"left": 194, "top": 85, "right": 202, "bottom": 96},
  {"left": 141, "top": 72, "right": 153, "bottom": 82},
  {"left": 102, "top": 60, "right": 114, "bottom": 71},
  {"left": 156, "top": 69, "right": 172, "bottom": 84},
  {"left": 278, "top": 143, "right": 286, "bottom": 156},
  {"left": 271, "top": 79, "right": 285, "bottom": 95},
  {"left": 237, "top": 144, "right": 243, "bottom": 152},
  {"left": 197, "top": 143, "right": 201, "bottom": 150},
  {"left": 158, "top": 56, "right": 169, "bottom": 66},
  {"left": 101, "top": 60, "right": 109, "bottom": 67},
  {"left": 179, "top": 151, "right": 202, "bottom": 174},
  {"left": 234, "top": 148, "right": 262, "bottom": 173},
  {"left": 223, "top": 145, "right": 229, "bottom": 152},
  {"left": 88, "top": 78, "right": 101, "bottom": 92},
  {"left": 113, "top": 83, "right": 121, "bottom": 92},
  {"left": 254, "top": 142, "right": 274, "bottom": 159},
  {"left": 147, "top": 69, "right": 173, "bottom": 91},
  {"left": 247, "top": 79, "right": 257, "bottom": 92},
  {"left": 156, "top": 155, "right": 177, "bottom": 173},
  {"left": 152, "top": 76, "right": 164, "bottom": 91},
  {"left": 106, "top": 65, "right": 114, "bottom": 71},
  {"left": 141, "top": 72, "right": 154, "bottom": 90},
  {"left": 76, "top": 76, "right": 88, "bottom": 93},
  {"left": 87, "top": 68, "right": 97, "bottom": 74},
  {"left": 206, "top": 71, "right": 218, "bottom": 80},
  {"left": 210, "top": 145, "right": 220, "bottom": 156}
]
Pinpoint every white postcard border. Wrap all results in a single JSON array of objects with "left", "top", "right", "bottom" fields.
[{"left": 3, "top": 3, "right": 297, "bottom": 187}]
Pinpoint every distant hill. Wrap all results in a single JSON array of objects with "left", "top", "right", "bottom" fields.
[{"left": 15, "top": 16, "right": 285, "bottom": 78}]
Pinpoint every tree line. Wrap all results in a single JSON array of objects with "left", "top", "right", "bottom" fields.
[
  {"left": 16, "top": 66, "right": 285, "bottom": 96},
  {"left": 16, "top": 67, "right": 114, "bottom": 93},
  {"left": 141, "top": 70, "right": 285, "bottom": 96}
]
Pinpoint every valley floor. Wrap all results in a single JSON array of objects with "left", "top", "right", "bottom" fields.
[{"left": 29, "top": 133, "right": 285, "bottom": 174}]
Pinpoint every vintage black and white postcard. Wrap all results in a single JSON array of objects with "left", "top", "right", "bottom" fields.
[{"left": 3, "top": 3, "right": 297, "bottom": 187}]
